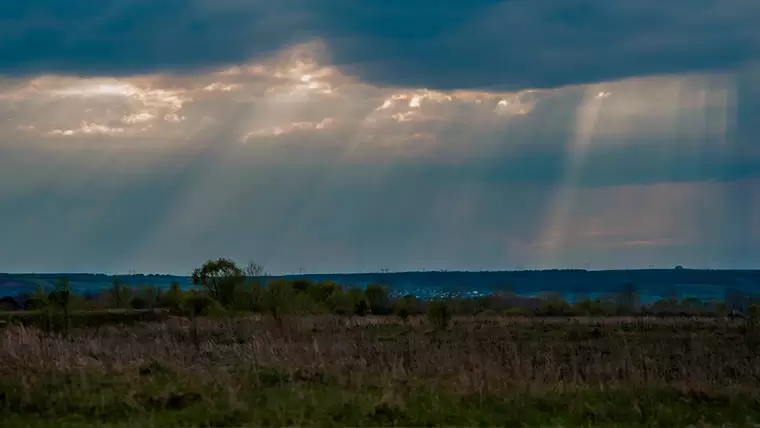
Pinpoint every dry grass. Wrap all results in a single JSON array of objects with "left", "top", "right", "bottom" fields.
[
  {"left": 2, "top": 315, "right": 760, "bottom": 426},
  {"left": 1, "top": 315, "right": 758, "bottom": 389}
]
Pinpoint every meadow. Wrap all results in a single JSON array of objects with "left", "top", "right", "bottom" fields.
[
  {"left": 2, "top": 314, "right": 760, "bottom": 427},
  {"left": 2, "top": 259, "right": 759, "bottom": 427}
]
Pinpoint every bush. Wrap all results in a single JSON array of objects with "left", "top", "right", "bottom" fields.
[
  {"left": 427, "top": 301, "right": 452, "bottom": 330},
  {"left": 535, "top": 299, "right": 576, "bottom": 316},
  {"left": 394, "top": 302, "right": 410, "bottom": 322},
  {"left": 329, "top": 291, "right": 354, "bottom": 316},
  {"left": 365, "top": 284, "right": 392, "bottom": 315},
  {"left": 502, "top": 308, "right": 529, "bottom": 317},
  {"left": 130, "top": 296, "right": 149, "bottom": 310},
  {"left": 749, "top": 305, "right": 760, "bottom": 328},
  {"left": 206, "top": 300, "right": 230, "bottom": 318},
  {"left": 184, "top": 293, "right": 217, "bottom": 317},
  {"left": 575, "top": 299, "right": 612, "bottom": 316},
  {"left": 24, "top": 297, "right": 47, "bottom": 311}
]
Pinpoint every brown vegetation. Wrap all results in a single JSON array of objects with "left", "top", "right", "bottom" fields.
[{"left": 2, "top": 315, "right": 759, "bottom": 390}]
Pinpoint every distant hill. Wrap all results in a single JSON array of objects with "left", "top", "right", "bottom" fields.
[{"left": 2, "top": 269, "right": 759, "bottom": 302}]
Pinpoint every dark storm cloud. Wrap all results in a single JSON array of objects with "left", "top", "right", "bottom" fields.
[{"left": 2, "top": 0, "right": 759, "bottom": 90}]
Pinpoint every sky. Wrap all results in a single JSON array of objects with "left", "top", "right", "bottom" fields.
[{"left": 1, "top": 0, "right": 760, "bottom": 274}]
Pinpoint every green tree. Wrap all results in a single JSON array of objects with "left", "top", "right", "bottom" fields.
[
  {"left": 395, "top": 304, "right": 410, "bottom": 323},
  {"left": 617, "top": 282, "right": 640, "bottom": 314},
  {"left": 329, "top": 290, "right": 354, "bottom": 316},
  {"left": 130, "top": 296, "right": 148, "bottom": 310},
  {"left": 347, "top": 287, "right": 368, "bottom": 316},
  {"left": 292, "top": 279, "right": 311, "bottom": 293},
  {"left": 24, "top": 286, "right": 49, "bottom": 310},
  {"left": 48, "top": 278, "right": 71, "bottom": 313},
  {"left": 159, "top": 282, "right": 184, "bottom": 311},
  {"left": 365, "top": 284, "right": 391, "bottom": 315},
  {"left": 191, "top": 258, "right": 246, "bottom": 308},
  {"left": 536, "top": 298, "right": 575, "bottom": 316},
  {"left": 184, "top": 292, "right": 217, "bottom": 317},
  {"left": 111, "top": 278, "right": 123, "bottom": 309},
  {"left": 308, "top": 281, "right": 340, "bottom": 305},
  {"left": 748, "top": 304, "right": 760, "bottom": 329},
  {"left": 48, "top": 277, "right": 72, "bottom": 336},
  {"left": 136, "top": 285, "right": 160, "bottom": 309},
  {"left": 575, "top": 298, "right": 609, "bottom": 316},
  {"left": 264, "top": 279, "right": 296, "bottom": 320}
]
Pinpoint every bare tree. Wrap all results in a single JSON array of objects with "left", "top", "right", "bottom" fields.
[{"left": 244, "top": 261, "right": 266, "bottom": 279}]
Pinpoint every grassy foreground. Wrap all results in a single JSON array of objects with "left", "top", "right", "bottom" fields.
[{"left": 2, "top": 315, "right": 760, "bottom": 427}]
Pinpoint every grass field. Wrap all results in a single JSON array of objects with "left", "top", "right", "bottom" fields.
[{"left": 2, "top": 315, "right": 760, "bottom": 427}]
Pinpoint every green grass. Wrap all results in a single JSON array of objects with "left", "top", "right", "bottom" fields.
[{"left": 2, "top": 366, "right": 759, "bottom": 427}]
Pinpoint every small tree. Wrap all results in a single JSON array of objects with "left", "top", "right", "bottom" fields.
[
  {"left": 329, "top": 290, "right": 354, "bottom": 316},
  {"left": 160, "top": 282, "right": 184, "bottom": 311},
  {"left": 136, "top": 285, "right": 160, "bottom": 309},
  {"left": 292, "top": 279, "right": 311, "bottom": 293},
  {"left": 427, "top": 301, "right": 452, "bottom": 330},
  {"left": 617, "top": 282, "right": 640, "bottom": 314},
  {"left": 130, "top": 296, "right": 149, "bottom": 310},
  {"left": 191, "top": 258, "right": 246, "bottom": 308},
  {"left": 264, "top": 279, "right": 296, "bottom": 321},
  {"left": 394, "top": 302, "right": 410, "bottom": 323},
  {"left": 111, "top": 278, "right": 123, "bottom": 309},
  {"left": 365, "top": 284, "right": 392, "bottom": 315},
  {"left": 244, "top": 261, "right": 265, "bottom": 279},
  {"left": 25, "top": 286, "right": 49, "bottom": 310},
  {"left": 308, "top": 281, "right": 340, "bottom": 306},
  {"left": 749, "top": 304, "right": 760, "bottom": 329},
  {"left": 347, "top": 287, "right": 368, "bottom": 316},
  {"left": 48, "top": 278, "right": 71, "bottom": 311},
  {"left": 48, "top": 277, "right": 72, "bottom": 336},
  {"left": 184, "top": 292, "right": 216, "bottom": 317}
]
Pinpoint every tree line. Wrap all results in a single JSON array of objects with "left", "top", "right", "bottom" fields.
[{"left": 7, "top": 258, "right": 756, "bottom": 329}]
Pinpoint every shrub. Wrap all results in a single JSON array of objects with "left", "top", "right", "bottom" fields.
[
  {"left": 535, "top": 299, "right": 576, "bottom": 316},
  {"left": 206, "top": 300, "right": 230, "bottom": 319},
  {"left": 365, "top": 284, "right": 392, "bottom": 315},
  {"left": 130, "top": 296, "right": 149, "bottom": 310},
  {"left": 159, "top": 282, "right": 185, "bottom": 311},
  {"left": 329, "top": 291, "right": 354, "bottom": 316},
  {"left": 502, "top": 308, "right": 529, "bottom": 317},
  {"left": 427, "top": 301, "right": 452, "bottom": 330},
  {"left": 395, "top": 305, "right": 409, "bottom": 322},
  {"left": 575, "top": 299, "right": 611, "bottom": 316},
  {"left": 184, "top": 293, "right": 217, "bottom": 317},
  {"left": 24, "top": 297, "right": 47, "bottom": 311},
  {"left": 749, "top": 304, "right": 760, "bottom": 329}
]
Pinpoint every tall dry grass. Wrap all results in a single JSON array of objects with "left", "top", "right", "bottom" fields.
[{"left": 1, "top": 315, "right": 758, "bottom": 394}]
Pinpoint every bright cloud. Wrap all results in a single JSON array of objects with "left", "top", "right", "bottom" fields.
[{"left": 0, "top": 42, "right": 759, "bottom": 273}]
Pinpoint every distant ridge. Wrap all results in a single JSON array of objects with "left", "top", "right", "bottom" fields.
[{"left": 1, "top": 269, "right": 759, "bottom": 301}]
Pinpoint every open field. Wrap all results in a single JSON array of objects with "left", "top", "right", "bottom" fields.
[{"left": 2, "top": 315, "right": 760, "bottom": 427}]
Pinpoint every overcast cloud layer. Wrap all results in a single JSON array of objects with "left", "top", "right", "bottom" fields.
[
  {"left": 1, "top": 2, "right": 759, "bottom": 274},
  {"left": 2, "top": 0, "right": 760, "bottom": 89}
]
